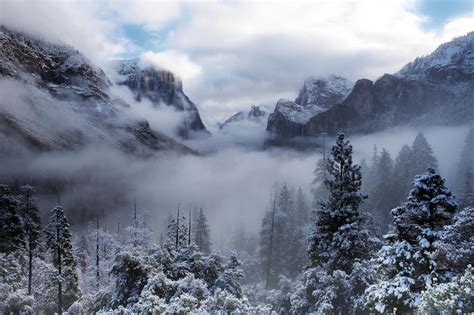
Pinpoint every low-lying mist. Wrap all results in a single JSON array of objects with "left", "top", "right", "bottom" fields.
[{"left": 0, "top": 124, "right": 469, "bottom": 248}]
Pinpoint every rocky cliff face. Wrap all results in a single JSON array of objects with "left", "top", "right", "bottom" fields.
[
  {"left": 267, "top": 32, "right": 474, "bottom": 141},
  {"left": 266, "top": 75, "right": 353, "bottom": 138},
  {"left": 114, "top": 59, "right": 208, "bottom": 138},
  {"left": 0, "top": 26, "right": 195, "bottom": 155}
]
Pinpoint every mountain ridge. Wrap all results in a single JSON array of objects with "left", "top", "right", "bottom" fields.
[
  {"left": 266, "top": 32, "right": 474, "bottom": 142},
  {"left": 0, "top": 26, "right": 196, "bottom": 155}
]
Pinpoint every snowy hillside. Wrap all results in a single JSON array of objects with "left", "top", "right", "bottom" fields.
[{"left": 397, "top": 32, "right": 474, "bottom": 82}]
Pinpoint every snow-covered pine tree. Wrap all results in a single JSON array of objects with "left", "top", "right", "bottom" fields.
[
  {"left": 417, "top": 265, "right": 474, "bottom": 315},
  {"left": 365, "top": 145, "right": 380, "bottom": 195},
  {"left": 276, "top": 183, "right": 304, "bottom": 276},
  {"left": 365, "top": 168, "right": 457, "bottom": 314},
  {"left": 458, "top": 166, "right": 474, "bottom": 209},
  {"left": 18, "top": 185, "right": 42, "bottom": 295},
  {"left": 311, "top": 156, "right": 329, "bottom": 206},
  {"left": 433, "top": 206, "right": 474, "bottom": 276},
  {"left": 259, "top": 189, "right": 283, "bottom": 289},
  {"left": 393, "top": 144, "right": 414, "bottom": 202},
  {"left": 295, "top": 187, "right": 309, "bottom": 227},
  {"left": 284, "top": 186, "right": 309, "bottom": 277},
  {"left": 308, "top": 133, "right": 379, "bottom": 273},
  {"left": 110, "top": 251, "right": 150, "bottom": 308},
  {"left": 45, "top": 204, "right": 80, "bottom": 313},
  {"left": 455, "top": 126, "right": 474, "bottom": 192},
  {"left": 193, "top": 208, "right": 211, "bottom": 254},
  {"left": 366, "top": 148, "right": 398, "bottom": 230},
  {"left": 167, "top": 206, "right": 188, "bottom": 250},
  {"left": 0, "top": 184, "right": 24, "bottom": 254},
  {"left": 214, "top": 251, "right": 244, "bottom": 298},
  {"left": 410, "top": 132, "right": 438, "bottom": 176},
  {"left": 75, "top": 233, "right": 89, "bottom": 281}
]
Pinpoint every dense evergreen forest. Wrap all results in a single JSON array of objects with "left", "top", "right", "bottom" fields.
[{"left": 1, "top": 128, "right": 473, "bottom": 314}]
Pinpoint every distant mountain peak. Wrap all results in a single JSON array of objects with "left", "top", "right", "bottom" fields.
[
  {"left": 295, "top": 75, "right": 353, "bottom": 108},
  {"left": 266, "top": 75, "right": 353, "bottom": 138},
  {"left": 218, "top": 105, "right": 268, "bottom": 130}
]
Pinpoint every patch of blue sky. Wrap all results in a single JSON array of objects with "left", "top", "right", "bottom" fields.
[{"left": 415, "top": 0, "right": 473, "bottom": 31}]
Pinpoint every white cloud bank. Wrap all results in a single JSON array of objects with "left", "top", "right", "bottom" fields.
[{"left": 141, "top": 50, "right": 202, "bottom": 80}]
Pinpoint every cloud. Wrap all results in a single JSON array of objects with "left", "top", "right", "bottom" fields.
[
  {"left": 440, "top": 15, "right": 474, "bottom": 42},
  {"left": 109, "top": 84, "right": 187, "bottom": 137},
  {"left": 140, "top": 50, "right": 202, "bottom": 80},
  {"left": 103, "top": 0, "right": 181, "bottom": 31},
  {"left": 0, "top": 0, "right": 129, "bottom": 66}
]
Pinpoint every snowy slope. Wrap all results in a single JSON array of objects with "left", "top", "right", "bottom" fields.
[{"left": 397, "top": 32, "right": 474, "bottom": 83}]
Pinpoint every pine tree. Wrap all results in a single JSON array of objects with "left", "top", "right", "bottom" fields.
[
  {"left": 410, "top": 132, "right": 438, "bottom": 176},
  {"left": 458, "top": 166, "right": 474, "bottom": 209},
  {"left": 312, "top": 156, "right": 329, "bottom": 206},
  {"left": 259, "top": 190, "right": 281, "bottom": 289},
  {"left": 295, "top": 187, "right": 309, "bottom": 227},
  {"left": 214, "top": 251, "right": 244, "bottom": 298},
  {"left": 75, "top": 233, "right": 89, "bottom": 275},
  {"left": 367, "top": 148, "right": 398, "bottom": 230},
  {"left": 393, "top": 144, "right": 413, "bottom": 202},
  {"left": 434, "top": 207, "right": 474, "bottom": 276},
  {"left": 167, "top": 205, "right": 188, "bottom": 250},
  {"left": 45, "top": 204, "right": 80, "bottom": 313},
  {"left": 95, "top": 216, "right": 100, "bottom": 290},
  {"left": 365, "top": 168, "right": 457, "bottom": 313},
  {"left": 0, "top": 184, "right": 24, "bottom": 254},
  {"left": 18, "top": 185, "right": 42, "bottom": 295},
  {"left": 193, "top": 208, "right": 211, "bottom": 254},
  {"left": 455, "top": 126, "right": 474, "bottom": 192},
  {"left": 365, "top": 145, "right": 380, "bottom": 195},
  {"left": 308, "top": 133, "right": 379, "bottom": 273}
]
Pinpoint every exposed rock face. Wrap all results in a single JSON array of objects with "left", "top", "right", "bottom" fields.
[
  {"left": 218, "top": 105, "right": 268, "bottom": 130},
  {"left": 0, "top": 26, "right": 195, "bottom": 155},
  {"left": 266, "top": 75, "right": 353, "bottom": 138},
  {"left": 114, "top": 59, "right": 208, "bottom": 138},
  {"left": 267, "top": 32, "right": 474, "bottom": 141}
]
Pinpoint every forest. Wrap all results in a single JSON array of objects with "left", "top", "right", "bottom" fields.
[{"left": 1, "top": 127, "right": 473, "bottom": 314}]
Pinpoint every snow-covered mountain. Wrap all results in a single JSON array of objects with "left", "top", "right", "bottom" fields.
[
  {"left": 267, "top": 32, "right": 474, "bottom": 141},
  {"left": 218, "top": 105, "right": 268, "bottom": 130},
  {"left": 266, "top": 75, "right": 353, "bottom": 138},
  {"left": 0, "top": 26, "right": 195, "bottom": 155},
  {"left": 114, "top": 59, "right": 208, "bottom": 138},
  {"left": 397, "top": 33, "right": 474, "bottom": 82}
]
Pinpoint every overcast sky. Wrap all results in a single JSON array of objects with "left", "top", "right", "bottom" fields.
[{"left": 1, "top": 0, "right": 472, "bottom": 126}]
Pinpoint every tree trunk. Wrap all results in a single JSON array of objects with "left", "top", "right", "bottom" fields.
[
  {"left": 56, "top": 213, "right": 62, "bottom": 315},
  {"left": 265, "top": 192, "right": 277, "bottom": 289}
]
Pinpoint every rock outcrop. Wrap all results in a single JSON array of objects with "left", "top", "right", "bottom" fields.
[{"left": 114, "top": 59, "right": 208, "bottom": 138}]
